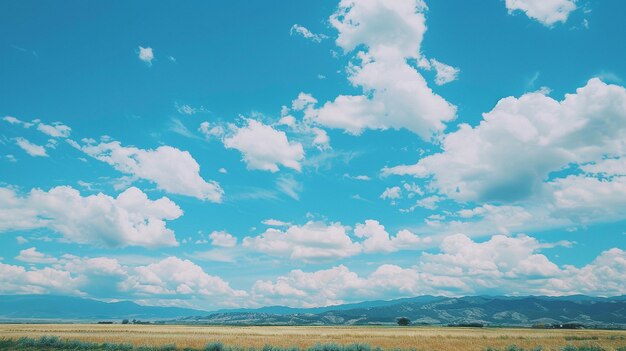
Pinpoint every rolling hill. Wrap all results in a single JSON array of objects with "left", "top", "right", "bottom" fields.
[{"left": 1, "top": 294, "right": 625, "bottom": 327}]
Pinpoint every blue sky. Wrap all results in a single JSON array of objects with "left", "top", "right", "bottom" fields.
[{"left": 1, "top": 0, "right": 625, "bottom": 310}]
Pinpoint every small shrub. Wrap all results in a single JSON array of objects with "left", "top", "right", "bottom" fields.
[
  {"left": 343, "top": 344, "right": 372, "bottom": 351},
  {"left": 308, "top": 344, "right": 343, "bottom": 351},
  {"left": 561, "top": 346, "right": 606, "bottom": 351},
  {"left": 205, "top": 342, "right": 227, "bottom": 351}
]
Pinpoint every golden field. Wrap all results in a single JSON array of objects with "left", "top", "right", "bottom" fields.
[{"left": 0, "top": 324, "right": 625, "bottom": 351}]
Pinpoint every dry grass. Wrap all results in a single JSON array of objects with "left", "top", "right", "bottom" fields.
[{"left": 0, "top": 324, "right": 624, "bottom": 351}]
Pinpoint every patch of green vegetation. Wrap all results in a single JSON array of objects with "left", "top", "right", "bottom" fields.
[
  {"left": 565, "top": 337, "right": 600, "bottom": 341},
  {"left": 486, "top": 345, "right": 626, "bottom": 351},
  {"left": 1, "top": 337, "right": 624, "bottom": 351}
]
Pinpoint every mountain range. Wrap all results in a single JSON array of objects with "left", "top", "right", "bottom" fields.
[{"left": 1, "top": 294, "right": 625, "bottom": 327}]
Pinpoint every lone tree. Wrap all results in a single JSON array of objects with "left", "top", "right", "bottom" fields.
[{"left": 396, "top": 317, "right": 411, "bottom": 326}]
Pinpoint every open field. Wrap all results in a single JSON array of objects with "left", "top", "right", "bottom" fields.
[{"left": 0, "top": 324, "right": 625, "bottom": 351}]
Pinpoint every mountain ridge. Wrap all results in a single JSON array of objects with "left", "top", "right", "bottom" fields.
[{"left": 1, "top": 294, "right": 625, "bottom": 327}]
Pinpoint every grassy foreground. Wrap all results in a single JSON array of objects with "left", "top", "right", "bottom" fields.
[
  {"left": 0, "top": 325, "right": 624, "bottom": 351},
  {"left": 1, "top": 336, "right": 625, "bottom": 351}
]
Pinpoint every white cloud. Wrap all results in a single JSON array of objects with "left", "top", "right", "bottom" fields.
[
  {"left": 354, "top": 219, "right": 426, "bottom": 253},
  {"left": 505, "top": 0, "right": 577, "bottom": 26},
  {"left": 413, "top": 195, "right": 441, "bottom": 210},
  {"left": 121, "top": 256, "right": 246, "bottom": 298},
  {"left": 292, "top": 92, "right": 318, "bottom": 111},
  {"left": 177, "top": 104, "right": 196, "bottom": 115},
  {"left": 16, "top": 247, "right": 58, "bottom": 264},
  {"left": 384, "top": 79, "right": 626, "bottom": 204},
  {"left": 276, "top": 174, "right": 302, "bottom": 200},
  {"left": 252, "top": 265, "right": 367, "bottom": 307},
  {"left": 252, "top": 234, "right": 626, "bottom": 307},
  {"left": 344, "top": 173, "right": 371, "bottom": 181},
  {"left": 15, "top": 137, "right": 47, "bottom": 157},
  {"left": 138, "top": 46, "right": 154, "bottom": 65},
  {"left": 242, "top": 221, "right": 362, "bottom": 262},
  {"left": 0, "top": 254, "right": 248, "bottom": 308},
  {"left": 311, "top": 127, "right": 330, "bottom": 150},
  {"left": 262, "top": 219, "right": 292, "bottom": 227},
  {"left": 289, "top": 24, "right": 327, "bottom": 43},
  {"left": 198, "top": 121, "right": 225, "bottom": 138},
  {"left": 222, "top": 119, "right": 304, "bottom": 172},
  {"left": 305, "top": 0, "right": 456, "bottom": 138},
  {"left": 209, "top": 231, "right": 237, "bottom": 248},
  {"left": 420, "top": 234, "right": 562, "bottom": 280},
  {"left": 4, "top": 116, "right": 71, "bottom": 138},
  {"left": 37, "top": 122, "right": 71, "bottom": 138},
  {"left": 1, "top": 235, "right": 623, "bottom": 308},
  {"left": 428, "top": 59, "right": 460, "bottom": 85},
  {"left": 380, "top": 186, "right": 401, "bottom": 200},
  {"left": 0, "top": 186, "right": 182, "bottom": 248},
  {"left": 0, "top": 262, "right": 81, "bottom": 295},
  {"left": 580, "top": 157, "right": 626, "bottom": 176},
  {"left": 78, "top": 141, "right": 223, "bottom": 202},
  {"left": 3, "top": 116, "right": 33, "bottom": 128}
]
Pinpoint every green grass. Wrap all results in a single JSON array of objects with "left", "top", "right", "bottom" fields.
[
  {"left": 486, "top": 345, "right": 626, "bottom": 351},
  {"left": 0, "top": 337, "right": 624, "bottom": 351}
]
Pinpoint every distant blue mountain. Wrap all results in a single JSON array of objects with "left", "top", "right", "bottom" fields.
[
  {"left": 1, "top": 294, "right": 625, "bottom": 326},
  {"left": 0, "top": 295, "right": 207, "bottom": 320},
  {"left": 214, "top": 295, "right": 445, "bottom": 315}
]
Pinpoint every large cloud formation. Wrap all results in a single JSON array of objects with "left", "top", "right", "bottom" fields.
[
  {"left": 383, "top": 79, "right": 626, "bottom": 236},
  {"left": 0, "top": 186, "right": 182, "bottom": 248},
  {"left": 78, "top": 141, "right": 223, "bottom": 202},
  {"left": 252, "top": 234, "right": 626, "bottom": 307},
  {"left": 242, "top": 221, "right": 362, "bottom": 262},
  {"left": 1, "top": 254, "right": 247, "bottom": 308},
  {"left": 302, "top": 0, "right": 457, "bottom": 139},
  {"left": 385, "top": 79, "right": 626, "bottom": 203}
]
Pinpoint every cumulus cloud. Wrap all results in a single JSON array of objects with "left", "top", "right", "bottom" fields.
[
  {"left": 120, "top": 256, "right": 246, "bottom": 298},
  {"left": 209, "top": 231, "right": 237, "bottom": 248},
  {"left": 222, "top": 119, "right": 304, "bottom": 172},
  {"left": 16, "top": 247, "right": 58, "bottom": 264},
  {"left": 290, "top": 24, "right": 327, "bottom": 43},
  {"left": 384, "top": 79, "right": 626, "bottom": 204},
  {"left": 354, "top": 220, "right": 427, "bottom": 253},
  {"left": 15, "top": 137, "right": 47, "bottom": 157},
  {"left": 251, "top": 234, "right": 625, "bottom": 307},
  {"left": 0, "top": 186, "right": 182, "bottom": 248},
  {"left": 505, "top": 0, "right": 577, "bottom": 26},
  {"left": 302, "top": 0, "right": 456, "bottom": 138},
  {"left": 138, "top": 46, "right": 154, "bottom": 65},
  {"left": 243, "top": 221, "right": 362, "bottom": 262},
  {"left": 0, "top": 254, "right": 246, "bottom": 308},
  {"left": 0, "top": 262, "right": 81, "bottom": 295},
  {"left": 77, "top": 140, "right": 223, "bottom": 202}
]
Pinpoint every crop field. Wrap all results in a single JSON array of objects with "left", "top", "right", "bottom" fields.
[{"left": 0, "top": 324, "right": 625, "bottom": 351}]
